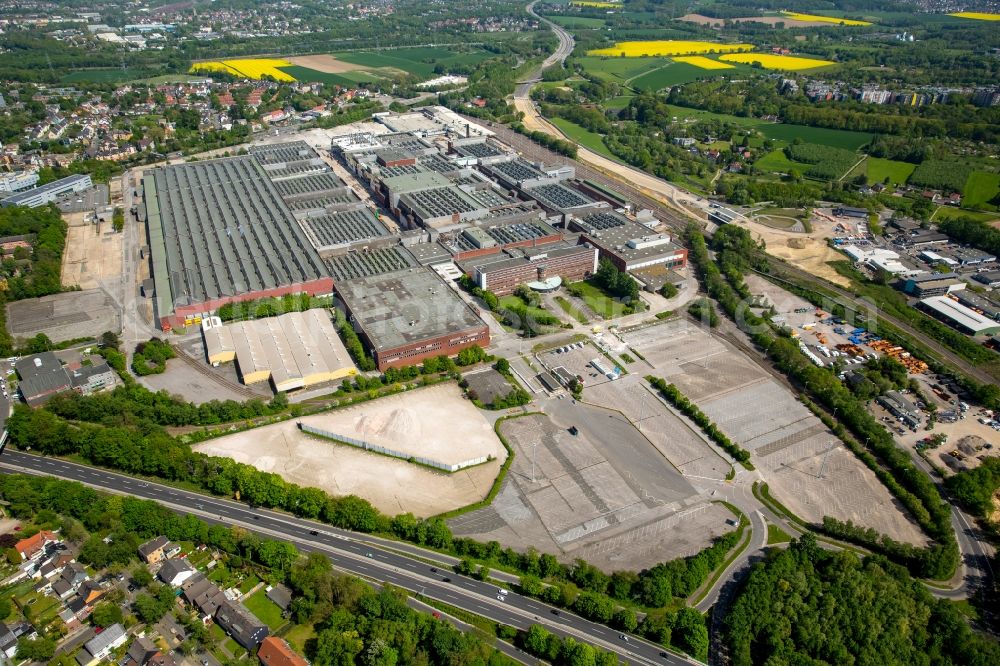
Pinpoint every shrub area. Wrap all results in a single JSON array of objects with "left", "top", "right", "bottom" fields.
[{"left": 131, "top": 338, "right": 175, "bottom": 376}]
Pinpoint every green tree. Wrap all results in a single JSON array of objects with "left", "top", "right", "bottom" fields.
[
  {"left": 91, "top": 602, "right": 123, "bottom": 628},
  {"left": 15, "top": 637, "right": 57, "bottom": 662}
]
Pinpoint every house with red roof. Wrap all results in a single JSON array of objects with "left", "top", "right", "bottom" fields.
[
  {"left": 257, "top": 637, "right": 308, "bottom": 666},
  {"left": 15, "top": 530, "right": 59, "bottom": 560}
]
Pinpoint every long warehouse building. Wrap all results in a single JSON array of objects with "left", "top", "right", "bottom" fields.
[
  {"left": 202, "top": 309, "right": 357, "bottom": 391},
  {"left": 143, "top": 155, "right": 332, "bottom": 330}
]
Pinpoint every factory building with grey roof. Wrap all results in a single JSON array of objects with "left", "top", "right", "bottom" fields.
[
  {"left": 338, "top": 266, "right": 489, "bottom": 370},
  {"left": 570, "top": 209, "right": 688, "bottom": 273},
  {"left": 143, "top": 147, "right": 333, "bottom": 330}
]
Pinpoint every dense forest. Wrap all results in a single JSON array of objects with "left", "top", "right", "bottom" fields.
[
  {"left": 945, "top": 458, "right": 1000, "bottom": 528},
  {"left": 669, "top": 79, "right": 1000, "bottom": 144},
  {"left": 725, "top": 535, "right": 1000, "bottom": 666}
]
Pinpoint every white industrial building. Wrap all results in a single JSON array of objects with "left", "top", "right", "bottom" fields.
[
  {"left": 1, "top": 174, "right": 93, "bottom": 208},
  {"left": 0, "top": 171, "right": 40, "bottom": 194},
  {"left": 202, "top": 309, "right": 357, "bottom": 392}
]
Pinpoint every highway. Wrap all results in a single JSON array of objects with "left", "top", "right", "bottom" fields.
[
  {"left": 516, "top": 3, "right": 705, "bottom": 222},
  {"left": 0, "top": 450, "right": 699, "bottom": 666}
]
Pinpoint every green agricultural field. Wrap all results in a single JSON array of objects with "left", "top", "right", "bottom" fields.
[
  {"left": 755, "top": 149, "right": 810, "bottom": 175},
  {"left": 603, "top": 95, "right": 635, "bottom": 110},
  {"left": 549, "top": 117, "right": 615, "bottom": 159},
  {"left": 62, "top": 68, "right": 149, "bottom": 83},
  {"left": 865, "top": 157, "right": 916, "bottom": 186},
  {"left": 932, "top": 205, "right": 998, "bottom": 223},
  {"left": 544, "top": 14, "right": 606, "bottom": 29},
  {"left": 758, "top": 124, "right": 872, "bottom": 151},
  {"left": 332, "top": 47, "right": 489, "bottom": 79},
  {"left": 962, "top": 171, "right": 1000, "bottom": 210},
  {"left": 630, "top": 62, "right": 709, "bottom": 91},
  {"left": 576, "top": 55, "right": 674, "bottom": 83},
  {"left": 277, "top": 66, "right": 370, "bottom": 87}
]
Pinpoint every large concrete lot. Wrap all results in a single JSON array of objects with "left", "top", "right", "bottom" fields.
[
  {"left": 194, "top": 384, "right": 505, "bottom": 517},
  {"left": 6, "top": 289, "right": 120, "bottom": 344},
  {"left": 538, "top": 340, "right": 732, "bottom": 480},
  {"left": 449, "top": 410, "right": 735, "bottom": 571},
  {"left": 621, "top": 318, "right": 929, "bottom": 546}
]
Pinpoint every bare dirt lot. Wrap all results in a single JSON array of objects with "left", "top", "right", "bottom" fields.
[
  {"left": 744, "top": 216, "right": 850, "bottom": 287},
  {"left": 138, "top": 358, "right": 263, "bottom": 404},
  {"left": 449, "top": 412, "right": 734, "bottom": 571},
  {"left": 286, "top": 55, "right": 364, "bottom": 73},
  {"left": 194, "top": 384, "right": 504, "bottom": 517},
  {"left": 620, "top": 318, "right": 929, "bottom": 545},
  {"left": 61, "top": 213, "right": 123, "bottom": 290},
  {"left": 679, "top": 12, "right": 835, "bottom": 28}
]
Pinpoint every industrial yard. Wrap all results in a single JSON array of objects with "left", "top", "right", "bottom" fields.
[
  {"left": 618, "top": 317, "right": 930, "bottom": 545},
  {"left": 193, "top": 383, "right": 505, "bottom": 516}
]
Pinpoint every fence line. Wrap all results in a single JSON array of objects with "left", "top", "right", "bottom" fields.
[{"left": 298, "top": 423, "right": 488, "bottom": 472}]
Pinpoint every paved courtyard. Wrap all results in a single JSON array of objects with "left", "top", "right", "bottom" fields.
[{"left": 449, "top": 411, "right": 736, "bottom": 571}]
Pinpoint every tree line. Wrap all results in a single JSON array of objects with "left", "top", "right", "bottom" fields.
[{"left": 647, "top": 377, "right": 751, "bottom": 467}]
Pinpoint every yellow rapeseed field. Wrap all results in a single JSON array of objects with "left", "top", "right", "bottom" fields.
[
  {"left": 719, "top": 53, "right": 835, "bottom": 70},
  {"left": 673, "top": 56, "right": 735, "bottom": 70},
  {"left": 189, "top": 58, "right": 296, "bottom": 82},
  {"left": 587, "top": 40, "right": 754, "bottom": 57},
  {"left": 949, "top": 12, "right": 1000, "bottom": 21},
  {"left": 781, "top": 11, "right": 873, "bottom": 26},
  {"left": 570, "top": 1, "right": 620, "bottom": 7}
]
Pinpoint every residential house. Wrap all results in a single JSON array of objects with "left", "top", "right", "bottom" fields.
[
  {"left": 68, "top": 362, "right": 116, "bottom": 395},
  {"left": 137, "top": 536, "right": 179, "bottom": 564},
  {"left": 58, "top": 607, "right": 82, "bottom": 633},
  {"left": 157, "top": 559, "right": 196, "bottom": 587},
  {"left": 79, "top": 623, "right": 127, "bottom": 665},
  {"left": 182, "top": 574, "right": 228, "bottom": 619},
  {"left": 78, "top": 579, "right": 108, "bottom": 605},
  {"left": 124, "top": 637, "right": 158, "bottom": 666},
  {"left": 214, "top": 601, "right": 269, "bottom": 651},
  {"left": 15, "top": 530, "right": 59, "bottom": 560},
  {"left": 68, "top": 595, "right": 93, "bottom": 621},
  {"left": 52, "top": 578, "right": 76, "bottom": 599},
  {"left": 38, "top": 553, "right": 75, "bottom": 580},
  {"left": 258, "top": 636, "right": 308, "bottom": 666},
  {"left": 0, "top": 622, "right": 37, "bottom": 659}
]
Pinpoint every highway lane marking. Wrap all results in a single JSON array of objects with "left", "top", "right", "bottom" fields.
[{"left": 2, "top": 455, "right": 700, "bottom": 664}]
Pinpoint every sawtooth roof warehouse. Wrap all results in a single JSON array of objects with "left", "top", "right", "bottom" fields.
[{"left": 140, "top": 108, "right": 689, "bottom": 375}]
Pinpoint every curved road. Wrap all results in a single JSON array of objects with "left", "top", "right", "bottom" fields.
[
  {"left": 517, "top": 3, "right": 704, "bottom": 221},
  {"left": 0, "top": 450, "right": 700, "bottom": 666}
]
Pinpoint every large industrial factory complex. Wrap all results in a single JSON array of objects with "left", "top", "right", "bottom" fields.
[{"left": 139, "top": 107, "right": 687, "bottom": 387}]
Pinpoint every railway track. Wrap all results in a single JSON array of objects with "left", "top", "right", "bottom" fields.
[{"left": 175, "top": 347, "right": 264, "bottom": 400}]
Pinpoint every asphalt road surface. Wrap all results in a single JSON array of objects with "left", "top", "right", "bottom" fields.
[{"left": 0, "top": 450, "right": 700, "bottom": 666}]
